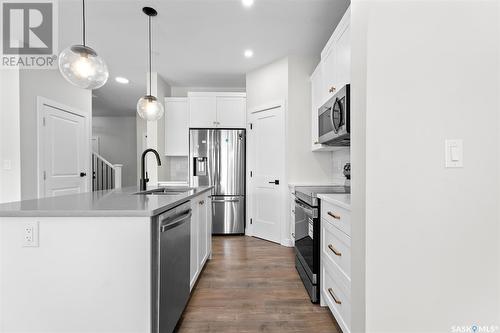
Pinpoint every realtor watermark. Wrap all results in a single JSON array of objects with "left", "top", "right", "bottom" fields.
[
  {"left": 1, "top": 0, "right": 58, "bottom": 68},
  {"left": 451, "top": 325, "right": 499, "bottom": 333}
]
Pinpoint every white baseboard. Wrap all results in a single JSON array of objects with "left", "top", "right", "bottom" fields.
[{"left": 281, "top": 238, "right": 294, "bottom": 247}]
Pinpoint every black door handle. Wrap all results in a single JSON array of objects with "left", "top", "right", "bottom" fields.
[
  {"left": 269, "top": 180, "right": 279, "bottom": 185},
  {"left": 80, "top": 172, "right": 86, "bottom": 177}
]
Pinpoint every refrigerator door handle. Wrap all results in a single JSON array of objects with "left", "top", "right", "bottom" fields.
[{"left": 211, "top": 198, "right": 241, "bottom": 203}]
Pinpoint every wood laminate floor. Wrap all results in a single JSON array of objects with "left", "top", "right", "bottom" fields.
[{"left": 176, "top": 236, "right": 339, "bottom": 333}]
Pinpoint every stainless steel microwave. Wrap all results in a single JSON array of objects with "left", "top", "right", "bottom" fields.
[{"left": 318, "top": 84, "right": 350, "bottom": 146}]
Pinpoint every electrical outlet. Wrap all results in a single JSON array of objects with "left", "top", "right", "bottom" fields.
[
  {"left": 23, "top": 222, "right": 39, "bottom": 247},
  {"left": 336, "top": 160, "right": 343, "bottom": 172},
  {"left": 3, "top": 159, "right": 12, "bottom": 170}
]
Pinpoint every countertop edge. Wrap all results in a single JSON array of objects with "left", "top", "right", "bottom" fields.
[
  {"left": 317, "top": 193, "right": 351, "bottom": 211},
  {"left": 0, "top": 187, "right": 213, "bottom": 218}
]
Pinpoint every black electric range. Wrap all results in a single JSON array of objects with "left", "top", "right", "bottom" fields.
[{"left": 294, "top": 185, "right": 349, "bottom": 303}]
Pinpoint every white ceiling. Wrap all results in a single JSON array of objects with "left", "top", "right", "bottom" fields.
[{"left": 58, "top": 0, "right": 350, "bottom": 116}]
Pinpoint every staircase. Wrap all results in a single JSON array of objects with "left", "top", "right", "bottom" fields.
[{"left": 92, "top": 153, "right": 123, "bottom": 191}]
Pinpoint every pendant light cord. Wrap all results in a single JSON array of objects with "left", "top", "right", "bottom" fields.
[
  {"left": 82, "top": 0, "right": 86, "bottom": 46},
  {"left": 148, "top": 14, "right": 152, "bottom": 96}
]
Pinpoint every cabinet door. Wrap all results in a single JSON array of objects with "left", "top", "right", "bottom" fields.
[
  {"left": 216, "top": 97, "right": 246, "bottom": 128},
  {"left": 189, "top": 200, "right": 199, "bottom": 290},
  {"left": 311, "top": 65, "right": 322, "bottom": 148},
  {"left": 206, "top": 195, "right": 212, "bottom": 258},
  {"left": 321, "top": 7, "right": 350, "bottom": 100},
  {"left": 189, "top": 96, "right": 217, "bottom": 128},
  {"left": 197, "top": 195, "right": 209, "bottom": 267},
  {"left": 335, "top": 23, "right": 350, "bottom": 89},
  {"left": 322, "top": 42, "right": 336, "bottom": 100},
  {"left": 165, "top": 98, "right": 188, "bottom": 156}
]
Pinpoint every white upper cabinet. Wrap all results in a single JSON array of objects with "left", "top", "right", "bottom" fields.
[
  {"left": 216, "top": 96, "right": 246, "bottom": 128},
  {"left": 188, "top": 95, "right": 217, "bottom": 128},
  {"left": 320, "top": 6, "right": 351, "bottom": 102},
  {"left": 188, "top": 92, "right": 246, "bottom": 128},
  {"left": 311, "top": 64, "right": 326, "bottom": 151},
  {"left": 321, "top": 42, "right": 337, "bottom": 104},
  {"left": 311, "top": 6, "right": 350, "bottom": 152},
  {"left": 335, "top": 21, "right": 351, "bottom": 90},
  {"left": 165, "top": 98, "right": 189, "bottom": 156}
]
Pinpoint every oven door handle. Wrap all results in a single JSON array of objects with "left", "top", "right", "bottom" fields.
[{"left": 295, "top": 200, "right": 315, "bottom": 217}]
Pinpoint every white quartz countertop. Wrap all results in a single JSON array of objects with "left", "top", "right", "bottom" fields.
[
  {"left": 317, "top": 193, "right": 351, "bottom": 211},
  {"left": 0, "top": 186, "right": 212, "bottom": 217}
]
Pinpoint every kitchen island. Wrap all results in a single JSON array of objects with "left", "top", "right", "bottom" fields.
[{"left": 0, "top": 186, "right": 213, "bottom": 333}]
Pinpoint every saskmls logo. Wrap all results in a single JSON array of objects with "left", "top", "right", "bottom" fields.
[{"left": 1, "top": 0, "right": 58, "bottom": 68}]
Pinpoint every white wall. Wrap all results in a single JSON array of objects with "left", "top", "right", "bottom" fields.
[
  {"left": 246, "top": 56, "right": 335, "bottom": 184},
  {"left": 153, "top": 73, "right": 171, "bottom": 182},
  {"left": 18, "top": 70, "right": 92, "bottom": 200},
  {"left": 246, "top": 57, "right": 289, "bottom": 113},
  {"left": 0, "top": 69, "right": 21, "bottom": 203},
  {"left": 92, "top": 116, "right": 137, "bottom": 187},
  {"left": 136, "top": 72, "right": 171, "bottom": 186},
  {"left": 136, "top": 112, "right": 146, "bottom": 186},
  {"left": 351, "top": 1, "right": 500, "bottom": 332}
]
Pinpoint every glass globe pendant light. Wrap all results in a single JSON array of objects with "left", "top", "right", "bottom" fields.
[
  {"left": 58, "top": 0, "right": 109, "bottom": 89},
  {"left": 137, "top": 7, "right": 164, "bottom": 121}
]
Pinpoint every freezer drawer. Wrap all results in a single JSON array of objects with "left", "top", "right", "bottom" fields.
[{"left": 211, "top": 196, "right": 245, "bottom": 234}]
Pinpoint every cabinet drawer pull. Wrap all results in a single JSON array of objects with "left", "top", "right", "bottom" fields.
[
  {"left": 328, "top": 288, "right": 342, "bottom": 304},
  {"left": 199, "top": 200, "right": 205, "bottom": 205},
  {"left": 328, "top": 244, "right": 342, "bottom": 256},
  {"left": 327, "top": 211, "right": 341, "bottom": 220}
]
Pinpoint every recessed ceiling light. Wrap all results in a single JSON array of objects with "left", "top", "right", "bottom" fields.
[
  {"left": 244, "top": 49, "right": 254, "bottom": 58},
  {"left": 115, "top": 76, "right": 129, "bottom": 84},
  {"left": 242, "top": 0, "right": 254, "bottom": 8}
]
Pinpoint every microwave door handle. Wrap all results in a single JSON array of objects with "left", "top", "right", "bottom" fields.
[{"left": 328, "top": 106, "right": 335, "bottom": 127}]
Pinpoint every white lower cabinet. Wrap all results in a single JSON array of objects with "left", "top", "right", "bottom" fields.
[
  {"left": 190, "top": 192, "right": 212, "bottom": 290},
  {"left": 321, "top": 259, "right": 351, "bottom": 332},
  {"left": 320, "top": 200, "right": 351, "bottom": 333}
]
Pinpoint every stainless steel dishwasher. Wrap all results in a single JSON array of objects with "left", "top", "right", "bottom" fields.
[{"left": 157, "top": 201, "right": 191, "bottom": 333}]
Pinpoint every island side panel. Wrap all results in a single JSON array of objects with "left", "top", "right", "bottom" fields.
[{"left": 0, "top": 216, "right": 152, "bottom": 333}]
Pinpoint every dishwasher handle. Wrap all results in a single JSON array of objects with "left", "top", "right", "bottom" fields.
[{"left": 160, "top": 210, "right": 192, "bottom": 233}]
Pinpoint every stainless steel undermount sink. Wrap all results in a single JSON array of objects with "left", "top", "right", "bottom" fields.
[{"left": 134, "top": 187, "right": 195, "bottom": 195}]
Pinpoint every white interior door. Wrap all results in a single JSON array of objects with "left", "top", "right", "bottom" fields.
[
  {"left": 249, "top": 105, "right": 285, "bottom": 244},
  {"left": 40, "top": 102, "right": 88, "bottom": 198}
]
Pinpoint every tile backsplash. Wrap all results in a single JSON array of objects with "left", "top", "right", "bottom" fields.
[{"left": 163, "top": 156, "right": 189, "bottom": 182}]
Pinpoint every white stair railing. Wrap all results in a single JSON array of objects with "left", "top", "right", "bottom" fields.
[{"left": 92, "top": 153, "right": 123, "bottom": 191}]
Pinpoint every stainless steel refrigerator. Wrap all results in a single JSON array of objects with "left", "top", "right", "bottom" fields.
[{"left": 189, "top": 129, "right": 245, "bottom": 234}]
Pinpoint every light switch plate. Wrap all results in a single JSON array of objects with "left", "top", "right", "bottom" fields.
[{"left": 445, "top": 139, "right": 463, "bottom": 168}]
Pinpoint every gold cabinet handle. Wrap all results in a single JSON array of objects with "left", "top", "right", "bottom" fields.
[
  {"left": 328, "top": 288, "right": 342, "bottom": 304},
  {"left": 327, "top": 211, "right": 341, "bottom": 220},
  {"left": 328, "top": 244, "right": 342, "bottom": 256}
]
